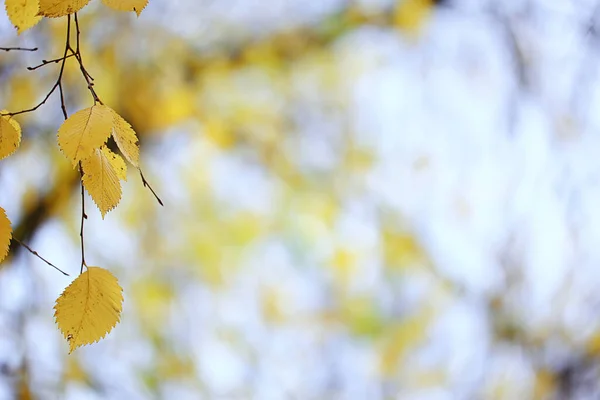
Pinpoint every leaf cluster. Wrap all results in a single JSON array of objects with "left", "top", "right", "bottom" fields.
[
  {"left": 0, "top": 0, "right": 154, "bottom": 353},
  {"left": 6, "top": 0, "right": 148, "bottom": 33}
]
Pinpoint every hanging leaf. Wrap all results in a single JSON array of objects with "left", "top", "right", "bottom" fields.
[
  {"left": 0, "top": 111, "right": 21, "bottom": 160},
  {"left": 0, "top": 207, "right": 12, "bottom": 263},
  {"left": 109, "top": 108, "right": 139, "bottom": 167},
  {"left": 4, "top": 0, "right": 42, "bottom": 33},
  {"left": 57, "top": 105, "right": 113, "bottom": 166},
  {"left": 81, "top": 146, "right": 127, "bottom": 218},
  {"left": 54, "top": 266, "right": 124, "bottom": 354},
  {"left": 38, "top": 0, "right": 90, "bottom": 17},
  {"left": 101, "top": 0, "right": 148, "bottom": 16}
]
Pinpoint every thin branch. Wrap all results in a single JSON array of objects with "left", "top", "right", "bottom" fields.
[
  {"left": 4, "top": 13, "right": 149, "bottom": 279},
  {"left": 139, "top": 169, "right": 164, "bottom": 206},
  {"left": 73, "top": 13, "right": 93, "bottom": 81},
  {"left": 14, "top": 15, "right": 76, "bottom": 272},
  {"left": 13, "top": 238, "right": 69, "bottom": 276},
  {"left": 72, "top": 13, "right": 100, "bottom": 103},
  {"left": 5, "top": 17, "right": 72, "bottom": 118},
  {"left": 79, "top": 163, "right": 87, "bottom": 275},
  {"left": 27, "top": 54, "right": 75, "bottom": 71},
  {"left": 0, "top": 46, "right": 37, "bottom": 52}
]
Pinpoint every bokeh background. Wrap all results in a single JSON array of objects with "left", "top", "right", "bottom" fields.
[{"left": 0, "top": 0, "right": 600, "bottom": 398}]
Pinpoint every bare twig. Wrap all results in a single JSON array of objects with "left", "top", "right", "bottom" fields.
[
  {"left": 27, "top": 54, "right": 75, "bottom": 71},
  {"left": 78, "top": 163, "right": 87, "bottom": 275},
  {"left": 6, "top": 14, "right": 97, "bottom": 275},
  {"left": 73, "top": 13, "right": 93, "bottom": 81},
  {"left": 4, "top": 11, "right": 157, "bottom": 279},
  {"left": 139, "top": 169, "right": 164, "bottom": 206},
  {"left": 0, "top": 46, "right": 37, "bottom": 52},
  {"left": 13, "top": 238, "right": 69, "bottom": 276},
  {"left": 5, "top": 17, "right": 72, "bottom": 118},
  {"left": 72, "top": 13, "right": 100, "bottom": 103}
]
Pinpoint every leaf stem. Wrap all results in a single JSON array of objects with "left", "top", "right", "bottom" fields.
[{"left": 79, "top": 163, "right": 87, "bottom": 275}]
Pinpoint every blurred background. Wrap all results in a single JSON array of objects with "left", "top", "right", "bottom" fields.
[{"left": 0, "top": 0, "right": 599, "bottom": 398}]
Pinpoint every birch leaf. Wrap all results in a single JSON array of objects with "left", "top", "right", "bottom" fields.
[
  {"left": 4, "top": 0, "right": 42, "bottom": 33},
  {"left": 109, "top": 108, "right": 139, "bottom": 167},
  {"left": 101, "top": 0, "right": 147, "bottom": 16},
  {"left": 0, "top": 111, "right": 21, "bottom": 160},
  {"left": 57, "top": 105, "right": 113, "bottom": 166},
  {"left": 38, "top": 0, "right": 90, "bottom": 17},
  {"left": 81, "top": 146, "right": 126, "bottom": 218},
  {"left": 0, "top": 207, "right": 12, "bottom": 263},
  {"left": 54, "top": 266, "right": 123, "bottom": 354}
]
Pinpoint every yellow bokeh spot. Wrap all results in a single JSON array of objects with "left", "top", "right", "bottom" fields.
[{"left": 394, "top": 0, "right": 434, "bottom": 36}]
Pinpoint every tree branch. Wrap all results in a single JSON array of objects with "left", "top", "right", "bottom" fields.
[
  {"left": 13, "top": 238, "right": 69, "bottom": 276},
  {"left": 0, "top": 46, "right": 37, "bottom": 52}
]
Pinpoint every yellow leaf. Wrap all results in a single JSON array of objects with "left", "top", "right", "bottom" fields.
[
  {"left": 109, "top": 108, "right": 139, "bottom": 167},
  {"left": 533, "top": 369, "right": 555, "bottom": 400},
  {"left": 4, "top": 0, "right": 42, "bottom": 33},
  {"left": 57, "top": 105, "right": 113, "bottom": 166},
  {"left": 156, "top": 354, "right": 194, "bottom": 380},
  {"left": 261, "top": 288, "right": 285, "bottom": 323},
  {"left": 0, "top": 112, "right": 21, "bottom": 160},
  {"left": 0, "top": 207, "right": 12, "bottom": 263},
  {"left": 7, "top": 75, "right": 37, "bottom": 115},
  {"left": 394, "top": 0, "right": 433, "bottom": 36},
  {"left": 63, "top": 357, "right": 88, "bottom": 383},
  {"left": 341, "top": 296, "right": 384, "bottom": 338},
  {"left": 382, "top": 229, "right": 426, "bottom": 271},
  {"left": 101, "top": 0, "right": 147, "bottom": 16},
  {"left": 54, "top": 266, "right": 123, "bottom": 354},
  {"left": 17, "top": 370, "right": 32, "bottom": 400},
  {"left": 38, "top": 0, "right": 90, "bottom": 17},
  {"left": 81, "top": 146, "right": 126, "bottom": 218},
  {"left": 330, "top": 248, "right": 357, "bottom": 284},
  {"left": 131, "top": 279, "right": 173, "bottom": 329}
]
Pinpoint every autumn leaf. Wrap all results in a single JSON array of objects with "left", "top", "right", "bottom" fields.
[
  {"left": 54, "top": 266, "right": 123, "bottom": 353},
  {"left": 81, "top": 146, "right": 127, "bottom": 218},
  {"left": 4, "top": 0, "right": 42, "bottom": 33},
  {"left": 57, "top": 105, "right": 113, "bottom": 166},
  {"left": 101, "top": 0, "right": 147, "bottom": 16},
  {"left": 38, "top": 0, "right": 90, "bottom": 17},
  {"left": 0, "top": 111, "right": 21, "bottom": 160},
  {"left": 394, "top": 0, "right": 434, "bottom": 35},
  {"left": 109, "top": 108, "right": 140, "bottom": 167},
  {"left": 0, "top": 207, "right": 12, "bottom": 263}
]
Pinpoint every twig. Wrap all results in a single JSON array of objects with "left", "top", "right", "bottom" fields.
[
  {"left": 78, "top": 163, "right": 88, "bottom": 274},
  {"left": 0, "top": 47, "right": 37, "bottom": 52},
  {"left": 139, "top": 169, "right": 164, "bottom": 206},
  {"left": 27, "top": 54, "right": 75, "bottom": 71},
  {"left": 73, "top": 13, "right": 94, "bottom": 82},
  {"left": 72, "top": 13, "right": 100, "bottom": 103},
  {"left": 14, "top": 15, "right": 77, "bottom": 272},
  {"left": 13, "top": 238, "right": 69, "bottom": 276},
  {"left": 4, "top": 13, "right": 145, "bottom": 278},
  {"left": 6, "top": 17, "right": 72, "bottom": 118}
]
